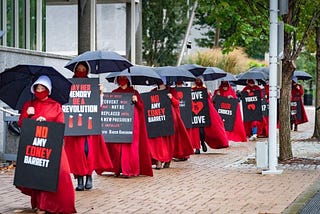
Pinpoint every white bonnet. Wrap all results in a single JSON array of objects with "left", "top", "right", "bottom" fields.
[{"left": 31, "top": 75, "right": 52, "bottom": 95}]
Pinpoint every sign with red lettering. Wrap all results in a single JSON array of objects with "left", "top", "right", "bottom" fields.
[
  {"left": 101, "top": 92, "right": 134, "bottom": 143},
  {"left": 191, "top": 89, "right": 210, "bottom": 127},
  {"left": 14, "top": 119, "right": 64, "bottom": 192},
  {"left": 290, "top": 100, "right": 302, "bottom": 122},
  {"left": 213, "top": 95, "right": 237, "bottom": 131},
  {"left": 63, "top": 78, "right": 101, "bottom": 136},
  {"left": 141, "top": 90, "right": 174, "bottom": 138},
  {"left": 175, "top": 87, "right": 192, "bottom": 128},
  {"left": 240, "top": 90, "right": 262, "bottom": 122}
]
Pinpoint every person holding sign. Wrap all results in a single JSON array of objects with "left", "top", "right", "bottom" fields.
[
  {"left": 241, "top": 79, "right": 263, "bottom": 141},
  {"left": 257, "top": 81, "right": 270, "bottom": 137},
  {"left": 190, "top": 78, "right": 229, "bottom": 154},
  {"left": 290, "top": 77, "right": 308, "bottom": 131},
  {"left": 64, "top": 61, "right": 113, "bottom": 191},
  {"left": 18, "top": 75, "right": 76, "bottom": 214},
  {"left": 106, "top": 75, "right": 153, "bottom": 177},
  {"left": 213, "top": 81, "right": 247, "bottom": 142},
  {"left": 148, "top": 78, "right": 194, "bottom": 169}
]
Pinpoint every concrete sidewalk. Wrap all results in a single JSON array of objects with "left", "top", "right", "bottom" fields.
[{"left": 1, "top": 106, "right": 319, "bottom": 214}]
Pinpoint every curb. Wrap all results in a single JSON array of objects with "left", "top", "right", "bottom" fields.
[{"left": 282, "top": 178, "right": 320, "bottom": 214}]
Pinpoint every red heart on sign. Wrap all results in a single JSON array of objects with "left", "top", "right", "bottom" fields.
[
  {"left": 177, "top": 91, "right": 184, "bottom": 100},
  {"left": 247, "top": 103, "right": 256, "bottom": 110},
  {"left": 192, "top": 101, "right": 204, "bottom": 115}
]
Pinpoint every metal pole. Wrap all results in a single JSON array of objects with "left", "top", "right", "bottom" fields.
[
  {"left": 176, "top": 0, "right": 198, "bottom": 66},
  {"left": 262, "top": 0, "right": 282, "bottom": 174},
  {"left": 131, "top": 0, "right": 136, "bottom": 64}
]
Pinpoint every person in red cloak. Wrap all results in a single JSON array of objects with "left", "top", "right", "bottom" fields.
[
  {"left": 18, "top": 75, "right": 76, "bottom": 214},
  {"left": 241, "top": 79, "right": 263, "bottom": 141},
  {"left": 213, "top": 81, "right": 247, "bottom": 142},
  {"left": 105, "top": 75, "right": 153, "bottom": 177},
  {"left": 148, "top": 78, "right": 194, "bottom": 169},
  {"left": 291, "top": 77, "right": 308, "bottom": 131},
  {"left": 257, "top": 81, "right": 269, "bottom": 137},
  {"left": 171, "top": 80, "right": 194, "bottom": 161},
  {"left": 189, "top": 78, "right": 229, "bottom": 154},
  {"left": 64, "top": 61, "right": 113, "bottom": 191}
]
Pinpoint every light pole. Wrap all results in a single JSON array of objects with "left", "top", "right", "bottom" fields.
[{"left": 262, "top": 0, "right": 283, "bottom": 174}]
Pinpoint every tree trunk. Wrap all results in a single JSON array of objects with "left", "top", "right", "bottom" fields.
[
  {"left": 279, "top": 59, "right": 294, "bottom": 160},
  {"left": 313, "top": 26, "right": 320, "bottom": 139},
  {"left": 78, "top": 0, "right": 91, "bottom": 54}
]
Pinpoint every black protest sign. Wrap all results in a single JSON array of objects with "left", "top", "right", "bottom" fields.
[
  {"left": 261, "top": 98, "right": 269, "bottom": 117},
  {"left": 261, "top": 88, "right": 269, "bottom": 117},
  {"left": 14, "top": 119, "right": 64, "bottom": 192},
  {"left": 213, "top": 95, "right": 237, "bottom": 131},
  {"left": 141, "top": 90, "right": 174, "bottom": 138},
  {"left": 241, "top": 90, "right": 262, "bottom": 122},
  {"left": 175, "top": 87, "right": 192, "bottom": 128},
  {"left": 191, "top": 89, "right": 210, "bottom": 127},
  {"left": 62, "top": 78, "right": 101, "bottom": 136},
  {"left": 101, "top": 93, "right": 134, "bottom": 143},
  {"left": 290, "top": 100, "right": 302, "bottom": 121}
]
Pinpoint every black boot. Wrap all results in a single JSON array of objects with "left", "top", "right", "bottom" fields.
[
  {"left": 76, "top": 176, "right": 84, "bottom": 191},
  {"left": 85, "top": 175, "right": 92, "bottom": 190},
  {"left": 201, "top": 141, "right": 207, "bottom": 152}
]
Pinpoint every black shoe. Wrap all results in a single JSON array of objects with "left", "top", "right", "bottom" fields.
[
  {"left": 201, "top": 142, "right": 207, "bottom": 152},
  {"left": 163, "top": 161, "right": 171, "bottom": 168},
  {"left": 195, "top": 149, "right": 200, "bottom": 154},
  {"left": 75, "top": 176, "right": 84, "bottom": 191},
  {"left": 85, "top": 175, "right": 92, "bottom": 190}
]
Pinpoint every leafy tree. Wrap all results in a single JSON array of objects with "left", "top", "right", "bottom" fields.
[
  {"left": 312, "top": 21, "right": 320, "bottom": 139},
  {"left": 195, "top": 0, "right": 269, "bottom": 60},
  {"left": 279, "top": 0, "right": 319, "bottom": 159},
  {"left": 195, "top": 0, "right": 320, "bottom": 160},
  {"left": 141, "top": 0, "right": 189, "bottom": 66}
]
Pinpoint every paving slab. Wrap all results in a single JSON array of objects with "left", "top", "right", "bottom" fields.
[{"left": 0, "top": 106, "right": 319, "bottom": 214}]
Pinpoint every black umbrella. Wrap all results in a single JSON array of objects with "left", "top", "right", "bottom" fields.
[
  {"left": 201, "top": 67, "right": 227, "bottom": 81},
  {"left": 178, "top": 64, "right": 207, "bottom": 77},
  {"left": 154, "top": 66, "right": 196, "bottom": 83},
  {"left": 105, "top": 65, "right": 162, "bottom": 86},
  {"left": 237, "top": 67, "right": 269, "bottom": 81},
  {"left": 0, "top": 64, "right": 72, "bottom": 110},
  {"left": 218, "top": 72, "right": 237, "bottom": 82},
  {"left": 294, "top": 70, "right": 312, "bottom": 80},
  {"left": 65, "top": 50, "right": 133, "bottom": 74}
]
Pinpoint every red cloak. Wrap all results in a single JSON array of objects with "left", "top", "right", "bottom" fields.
[
  {"left": 18, "top": 98, "right": 76, "bottom": 214},
  {"left": 242, "top": 84, "right": 263, "bottom": 137},
  {"left": 189, "top": 86, "right": 229, "bottom": 149},
  {"left": 148, "top": 87, "right": 194, "bottom": 163},
  {"left": 291, "top": 83, "right": 308, "bottom": 124},
  {"left": 64, "top": 134, "right": 113, "bottom": 176},
  {"left": 106, "top": 86, "right": 153, "bottom": 177},
  {"left": 213, "top": 83, "right": 247, "bottom": 142}
]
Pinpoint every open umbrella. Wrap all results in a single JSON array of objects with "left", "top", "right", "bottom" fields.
[
  {"left": 0, "top": 64, "right": 72, "bottom": 110},
  {"left": 178, "top": 64, "right": 207, "bottom": 77},
  {"left": 294, "top": 70, "right": 312, "bottom": 80},
  {"left": 65, "top": 50, "right": 133, "bottom": 74},
  {"left": 201, "top": 67, "right": 227, "bottom": 81},
  {"left": 105, "top": 65, "right": 162, "bottom": 85},
  {"left": 154, "top": 66, "right": 196, "bottom": 83},
  {"left": 237, "top": 67, "right": 269, "bottom": 81},
  {"left": 233, "top": 71, "right": 266, "bottom": 86},
  {"left": 218, "top": 72, "right": 237, "bottom": 82}
]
